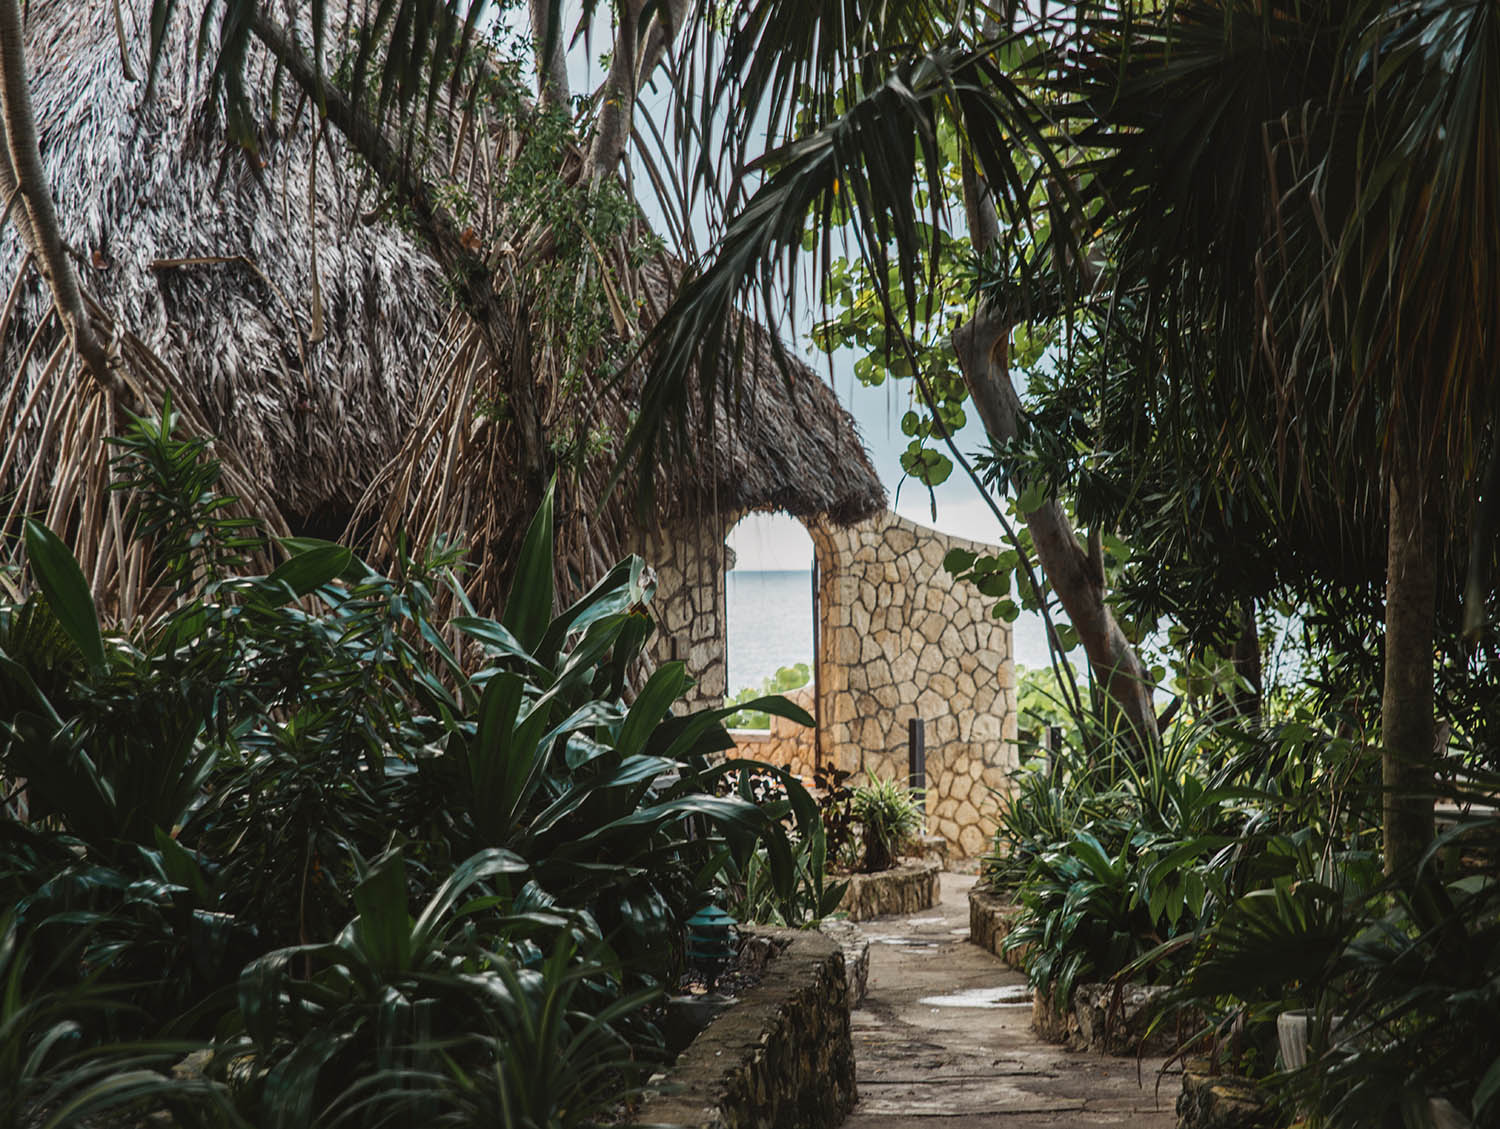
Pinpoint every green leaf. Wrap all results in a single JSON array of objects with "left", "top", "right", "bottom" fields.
[
  {"left": 267, "top": 543, "right": 354, "bottom": 598},
  {"left": 619, "top": 662, "right": 689, "bottom": 754},
  {"left": 1015, "top": 480, "right": 1047, "bottom": 516},
  {"left": 502, "top": 475, "right": 556, "bottom": 651},
  {"left": 1474, "top": 1056, "right": 1500, "bottom": 1118},
  {"left": 943, "top": 548, "right": 977, "bottom": 573},
  {"left": 24, "top": 520, "right": 105, "bottom": 670}
]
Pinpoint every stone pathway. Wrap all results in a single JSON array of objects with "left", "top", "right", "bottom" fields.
[{"left": 844, "top": 872, "right": 1179, "bottom": 1128}]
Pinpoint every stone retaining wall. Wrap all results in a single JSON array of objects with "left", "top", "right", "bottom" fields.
[
  {"left": 631, "top": 928, "right": 856, "bottom": 1129},
  {"left": 838, "top": 859, "right": 940, "bottom": 922},
  {"left": 967, "top": 884, "right": 1027, "bottom": 971}
]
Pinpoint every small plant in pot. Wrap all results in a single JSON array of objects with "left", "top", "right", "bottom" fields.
[{"left": 852, "top": 777, "right": 923, "bottom": 873}]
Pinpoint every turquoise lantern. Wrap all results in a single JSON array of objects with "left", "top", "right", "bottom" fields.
[{"left": 686, "top": 905, "right": 738, "bottom": 984}]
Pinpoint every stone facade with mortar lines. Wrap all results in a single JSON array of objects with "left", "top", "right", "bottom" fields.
[
  {"left": 809, "top": 510, "right": 1017, "bottom": 859},
  {"left": 645, "top": 520, "right": 729, "bottom": 712},
  {"left": 651, "top": 508, "right": 1016, "bottom": 858}
]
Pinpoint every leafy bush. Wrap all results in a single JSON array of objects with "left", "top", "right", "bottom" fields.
[
  {"left": 852, "top": 776, "right": 924, "bottom": 873},
  {"left": 724, "top": 662, "right": 811, "bottom": 729},
  {"left": 0, "top": 407, "right": 830, "bottom": 1127}
]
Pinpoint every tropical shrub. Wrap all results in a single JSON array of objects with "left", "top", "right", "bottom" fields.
[
  {"left": 851, "top": 776, "right": 924, "bottom": 873},
  {"left": 0, "top": 407, "right": 828, "bottom": 1127}
]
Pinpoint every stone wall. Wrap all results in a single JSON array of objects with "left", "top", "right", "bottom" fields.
[
  {"left": 811, "top": 511, "right": 1016, "bottom": 858},
  {"left": 838, "top": 859, "right": 941, "bottom": 922},
  {"left": 648, "top": 508, "right": 1016, "bottom": 859},
  {"left": 647, "top": 519, "right": 731, "bottom": 712},
  {"left": 729, "top": 685, "right": 817, "bottom": 782},
  {"left": 630, "top": 928, "right": 857, "bottom": 1129},
  {"left": 968, "top": 884, "right": 1028, "bottom": 971}
]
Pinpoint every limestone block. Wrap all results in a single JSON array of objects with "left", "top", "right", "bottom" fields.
[
  {"left": 957, "top": 652, "right": 979, "bottom": 673},
  {"left": 866, "top": 657, "right": 892, "bottom": 687},
  {"left": 916, "top": 647, "right": 944, "bottom": 675},
  {"left": 934, "top": 715, "right": 959, "bottom": 743},
  {"left": 959, "top": 622, "right": 978, "bottom": 651},
  {"left": 850, "top": 600, "right": 871, "bottom": 634},
  {"left": 972, "top": 714, "right": 1002, "bottom": 742},
  {"left": 915, "top": 687, "right": 947, "bottom": 717},
  {"left": 924, "top": 587, "right": 946, "bottom": 613},
  {"left": 919, "top": 613, "right": 946, "bottom": 644},
  {"left": 919, "top": 539, "right": 947, "bottom": 569},
  {"left": 958, "top": 824, "right": 986, "bottom": 858},
  {"left": 956, "top": 670, "right": 976, "bottom": 698},
  {"left": 883, "top": 560, "right": 902, "bottom": 583},
  {"left": 939, "top": 624, "right": 964, "bottom": 659},
  {"left": 890, "top": 650, "right": 919, "bottom": 683},
  {"left": 834, "top": 630, "right": 861, "bottom": 665},
  {"left": 874, "top": 684, "right": 900, "bottom": 710},
  {"left": 884, "top": 525, "right": 918, "bottom": 554},
  {"left": 899, "top": 681, "right": 919, "bottom": 705},
  {"left": 927, "top": 671, "right": 957, "bottom": 698},
  {"left": 860, "top": 635, "right": 882, "bottom": 663}
]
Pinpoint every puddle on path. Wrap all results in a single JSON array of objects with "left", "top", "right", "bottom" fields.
[
  {"left": 870, "top": 936, "right": 939, "bottom": 948},
  {"left": 905, "top": 917, "right": 946, "bottom": 926},
  {"left": 916, "top": 985, "right": 1032, "bottom": 1008}
]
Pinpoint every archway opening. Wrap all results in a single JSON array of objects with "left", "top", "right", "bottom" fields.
[{"left": 724, "top": 513, "right": 821, "bottom": 780}]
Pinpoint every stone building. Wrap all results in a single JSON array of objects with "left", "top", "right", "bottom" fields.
[{"left": 652, "top": 503, "right": 1018, "bottom": 860}]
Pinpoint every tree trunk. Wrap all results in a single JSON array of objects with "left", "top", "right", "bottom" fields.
[
  {"left": 952, "top": 157, "right": 1158, "bottom": 752},
  {"left": 528, "top": 0, "right": 569, "bottom": 113},
  {"left": 1381, "top": 426, "right": 1437, "bottom": 876},
  {"left": 952, "top": 311, "right": 1159, "bottom": 751},
  {"left": 0, "top": 0, "right": 113, "bottom": 390}
]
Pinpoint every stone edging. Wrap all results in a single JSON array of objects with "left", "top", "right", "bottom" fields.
[
  {"left": 630, "top": 928, "right": 856, "bottom": 1129},
  {"left": 838, "top": 859, "right": 940, "bottom": 922},
  {"left": 1176, "top": 1065, "right": 1276, "bottom": 1129},
  {"left": 967, "top": 883, "right": 1028, "bottom": 970}
]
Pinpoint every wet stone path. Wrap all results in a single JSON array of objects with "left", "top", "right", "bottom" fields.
[{"left": 843, "top": 873, "right": 1178, "bottom": 1128}]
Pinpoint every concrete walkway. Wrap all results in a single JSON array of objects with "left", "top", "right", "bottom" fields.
[{"left": 845, "top": 872, "right": 1179, "bottom": 1128}]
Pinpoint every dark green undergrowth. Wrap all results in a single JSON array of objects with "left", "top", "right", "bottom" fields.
[{"left": 0, "top": 405, "right": 828, "bottom": 1128}]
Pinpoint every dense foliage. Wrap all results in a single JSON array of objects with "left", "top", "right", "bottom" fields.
[
  {"left": 0, "top": 408, "right": 828, "bottom": 1127},
  {"left": 989, "top": 693, "right": 1500, "bottom": 1126}
]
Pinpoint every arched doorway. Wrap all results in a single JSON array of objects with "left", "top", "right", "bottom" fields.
[{"left": 724, "top": 513, "right": 822, "bottom": 782}]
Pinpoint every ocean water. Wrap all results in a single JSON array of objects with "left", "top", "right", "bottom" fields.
[
  {"left": 725, "top": 569, "right": 1052, "bottom": 696},
  {"left": 726, "top": 570, "right": 814, "bottom": 694}
]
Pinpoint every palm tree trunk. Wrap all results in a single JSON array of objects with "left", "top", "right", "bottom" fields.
[
  {"left": 1381, "top": 424, "right": 1437, "bottom": 875},
  {"left": 0, "top": 0, "right": 112, "bottom": 389}
]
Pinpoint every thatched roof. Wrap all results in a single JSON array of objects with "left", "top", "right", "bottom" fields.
[{"left": 1, "top": 0, "right": 883, "bottom": 575}]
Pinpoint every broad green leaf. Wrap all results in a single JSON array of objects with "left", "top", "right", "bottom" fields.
[
  {"left": 267, "top": 543, "right": 354, "bottom": 598},
  {"left": 24, "top": 520, "right": 104, "bottom": 670},
  {"left": 943, "top": 547, "right": 977, "bottom": 573},
  {"left": 502, "top": 475, "right": 556, "bottom": 651}
]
